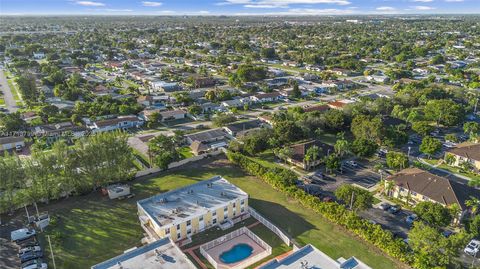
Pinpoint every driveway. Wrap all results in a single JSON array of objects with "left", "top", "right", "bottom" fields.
[{"left": 0, "top": 68, "right": 19, "bottom": 112}]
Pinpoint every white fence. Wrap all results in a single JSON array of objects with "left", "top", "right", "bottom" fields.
[
  {"left": 248, "top": 207, "right": 291, "bottom": 246},
  {"left": 200, "top": 227, "right": 272, "bottom": 269},
  {"left": 135, "top": 149, "right": 225, "bottom": 178}
]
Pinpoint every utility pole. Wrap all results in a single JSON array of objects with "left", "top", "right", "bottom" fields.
[
  {"left": 24, "top": 205, "right": 30, "bottom": 221},
  {"left": 350, "top": 191, "right": 355, "bottom": 210},
  {"left": 47, "top": 235, "right": 57, "bottom": 269}
]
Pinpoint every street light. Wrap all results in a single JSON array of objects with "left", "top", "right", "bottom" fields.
[{"left": 407, "top": 146, "right": 411, "bottom": 158}]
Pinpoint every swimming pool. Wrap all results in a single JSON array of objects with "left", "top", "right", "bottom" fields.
[{"left": 219, "top": 243, "right": 254, "bottom": 264}]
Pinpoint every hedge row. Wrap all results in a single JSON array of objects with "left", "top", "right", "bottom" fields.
[{"left": 227, "top": 151, "right": 412, "bottom": 264}]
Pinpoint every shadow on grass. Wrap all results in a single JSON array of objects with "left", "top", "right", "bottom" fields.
[{"left": 248, "top": 198, "right": 316, "bottom": 240}]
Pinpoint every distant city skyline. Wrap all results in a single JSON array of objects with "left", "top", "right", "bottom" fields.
[{"left": 1, "top": 0, "right": 479, "bottom": 16}]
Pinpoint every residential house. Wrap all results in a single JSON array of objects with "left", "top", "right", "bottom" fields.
[
  {"left": 445, "top": 143, "right": 480, "bottom": 173},
  {"left": 193, "top": 77, "right": 216, "bottom": 88},
  {"left": 159, "top": 110, "right": 186, "bottom": 122},
  {"left": 223, "top": 120, "right": 265, "bottom": 137},
  {"left": 31, "top": 122, "right": 87, "bottom": 143},
  {"left": 0, "top": 136, "right": 25, "bottom": 151},
  {"left": 33, "top": 52, "right": 45, "bottom": 60},
  {"left": 184, "top": 128, "right": 228, "bottom": 145},
  {"left": 387, "top": 168, "right": 480, "bottom": 221},
  {"left": 327, "top": 100, "right": 354, "bottom": 110},
  {"left": 89, "top": 116, "right": 143, "bottom": 133},
  {"left": 151, "top": 81, "right": 182, "bottom": 92},
  {"left": 283, "top": 140, "right": 334, "bottom": 170},
  {"left": 250, "top": 92, "right": 281, "bottom": 103},
  {"left": 137, "top": 176, "right": 249, "bottom": 242}
]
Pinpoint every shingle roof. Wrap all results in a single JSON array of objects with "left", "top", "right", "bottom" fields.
[
  {"left": 447, "top": 142, "right": 480, "bottom": 161},
  {"left": 387, "top": 168, "right": 480, "bottom": 210},
  {"left": 289, "top": 140, "right": 334, "bottom": 163}
]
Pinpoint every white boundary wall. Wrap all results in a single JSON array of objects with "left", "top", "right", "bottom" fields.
[
  {"left": 200, "top": 227, "right": 272, "bottom": 269},
  {"left": 248, "top": 207, "right": 291, "bottom": 246}
]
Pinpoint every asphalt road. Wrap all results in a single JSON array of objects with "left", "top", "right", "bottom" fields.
[{"left": 0, "top": 68, "right": 19, "bottom": 112}]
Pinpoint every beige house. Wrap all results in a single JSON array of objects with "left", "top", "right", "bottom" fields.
[
  {"left": 445, "top": 142, "right": 480, "bottom": 173},
  {"left": 387, "top": 168, "right": 480, "bottom": 221},
  {"left": 137, "top": 176, "right": 249, "bottom": 243}
]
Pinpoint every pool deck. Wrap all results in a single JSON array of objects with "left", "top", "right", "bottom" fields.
[{"left": 206, "top": 233, "right": 267, "bottom": 268}]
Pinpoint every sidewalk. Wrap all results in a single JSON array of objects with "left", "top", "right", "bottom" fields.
[{"left": 417, "top": 157, "right": 473, "bottom": 181}]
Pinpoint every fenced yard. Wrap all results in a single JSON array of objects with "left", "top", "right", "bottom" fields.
[{"left": 1, "top": 156, "right": 403, "bottom": 269}]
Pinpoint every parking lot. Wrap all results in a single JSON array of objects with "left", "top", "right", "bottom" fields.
[{"left": 359, "top": 206, "right": 412, "bottom": 239}]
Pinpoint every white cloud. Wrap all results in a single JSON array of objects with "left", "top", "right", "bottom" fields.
[
  {"left": 376, "top": 6, "right": 396, "bottom": 11},
  {"left": 411, "top": 5, "right": 435, "bottom": 10},
  {"left": 235, "top": 7, "right": 354, "bottom": 15},
  {"left": 141, "top": 1, "right": 163, "bottom": 7},
  {"left": 444, "top": 0, "right": 463, "bottom": 2},
  {"left": 75, "top": 1, "right": 105, "bottom": 6},
  {"left": 219, "top": 0, "right": 351, "bottom": 8},
  {"left": 410, "top": 0, "right": 433, "bottom": 2}
]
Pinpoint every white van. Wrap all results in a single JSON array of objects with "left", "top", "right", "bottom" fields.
[{"left": 11, "top": 228, "right": 36, "bottom": 242}]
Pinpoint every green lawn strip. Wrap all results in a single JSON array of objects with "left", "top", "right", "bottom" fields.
[
  {"left": 131, "top": 148, "right": 151, "bottom": 168},
  {"left": 0, "top": 98, "right": 5, "bottom": 105},
  {"left": 228, "top": 171, "right": 401, "bottom": 269},
  {"left": 35, "top": 158, "right": 400, "bottom": 269}
]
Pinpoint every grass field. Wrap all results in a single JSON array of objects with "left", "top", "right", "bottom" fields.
[{"left": 32, "top": 157, "right": 403, "bottom": 269}]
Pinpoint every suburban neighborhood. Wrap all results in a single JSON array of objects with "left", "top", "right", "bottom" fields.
[{"left": 0, "top": 5, "right": 480, "bottom": 269}]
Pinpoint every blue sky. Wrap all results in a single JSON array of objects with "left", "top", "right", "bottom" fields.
[{"left": 1, "top": 0, "right": 479, "bottom": 15}]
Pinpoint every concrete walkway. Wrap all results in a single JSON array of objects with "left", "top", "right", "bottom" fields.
[{"left": 417, "top": 156, "right": 473, "bottom": 182}]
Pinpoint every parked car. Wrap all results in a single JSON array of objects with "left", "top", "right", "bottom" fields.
[
  {"left": 379, "top": 203, "right": 391, "bottom": 211},
  {"left": 20, "top": 250, "right": 44, "bottom": 263},
  {"left": 17, "top": 238, "right": 38, "bottom": 248},
  {"left": 405, "top": 214, "right": 418, "bottom": 225},
  {"left": 22, "top": 259, "right": 47, "bottom": 269},
  {"left": 345, "top": 160, "right": 358, "bottom": 167},
  {"left": 11, "top": 228, "right": 36, "bottom": 242},
  {"left": 19, "top": 246, "right": 42, "bottom": 256},
  {"left": 442, "top": 230, "right": 453, "bottom": 238},
  {"left": 388, "top": 205, "right": 401, "bottom": 214},
  {"left": 464, "top": 239, "right": 480, "bottom": 256}
]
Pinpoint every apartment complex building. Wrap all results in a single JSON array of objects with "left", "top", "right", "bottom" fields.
[{"left": 137, "top": 176, "right": 249, "bottom": 242}]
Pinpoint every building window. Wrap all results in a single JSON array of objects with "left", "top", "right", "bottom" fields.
[
  {"left": 212, "top": 211, "right": 217, "bottom": 216},
  {"left": 165, "top": 228, "right": 170, "bottom": 234},
  {"left": 199, "top": 216, "right": 203, "bottom": 221},
  {"left": 411, "top": 191, "right": 417, "bottom": 196},
  {"left": 224, "top": 206, "right": 228, "bottom": 211},
  {"left": 233, "top": 202, "right": 236, "bottom": 208},
  {"left": 187, "top": 220, "right": 191, "bottom": 226},
  {"left": 177, "top": 224, "right": 180, "bottom": 230},
  {"left": 187, "top": 229, "right": 191, "bottom": 234},
  {"left": 241, "top": 200, "right": 245, "bottom": 205},
  {"left": 241, "top": 208, "right": 245, "bottom": 213},
  {"left": 213, "top": 219, "right": 217, "bottom": 224},
  {"left": 177, "top": 233, "right": 181, "bottom": 239}
]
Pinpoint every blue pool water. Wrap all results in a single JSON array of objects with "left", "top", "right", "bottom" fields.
[{"left": 219, "top": 243, "right": 254, "bottom": 264}]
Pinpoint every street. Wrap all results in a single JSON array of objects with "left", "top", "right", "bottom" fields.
[{"left": 0, "top": 68, "right": 19, "bottom": 112}]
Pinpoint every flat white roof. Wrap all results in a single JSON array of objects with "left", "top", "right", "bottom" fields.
[
  {"left": 138, "top": 176, "right": 248, "bottom": 228},
  {"left": 258, "top": 244, "right": 371, "bottom": 269},
  {"left": 91, "top": 238, "right": 196, "bottom": 269}
]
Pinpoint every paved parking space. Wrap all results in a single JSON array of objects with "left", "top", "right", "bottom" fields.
[{"left": 359, "top": 207, "right": 411, "bottom": 239}]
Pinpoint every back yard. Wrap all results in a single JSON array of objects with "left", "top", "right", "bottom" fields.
[{"left": 2, "top": 156, "right": 405, "bottom": 269}]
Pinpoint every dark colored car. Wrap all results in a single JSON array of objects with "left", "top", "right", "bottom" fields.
[
  {"left": 20, "top": 250, "right": 43, "bottom": 263},
  {"left": 379, "top": 203, "right": 391, "bottom": 211},
  {"left": 388, "top": 205, "right": 401, "bottom": 214}
]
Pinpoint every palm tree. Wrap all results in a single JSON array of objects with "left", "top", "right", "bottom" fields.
[
  {"left": 449, "top": 204, "right": 461, "bottom": 225},
  {"left": 378, "top": 179, "right": 395, "bottom": 196},
  {"left": 304, "top": 145, "right": 322, "bottom": 170},
  {"left": 466, "top": 197, "right": 480, "bottom": 215}
]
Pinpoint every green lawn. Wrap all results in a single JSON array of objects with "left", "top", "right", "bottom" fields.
[
  {"left": 0, "top": 98, "right": 5, "bottom": 105},
  {"left": 34, "top": 157, "right": 403, "bottom": 269}
]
